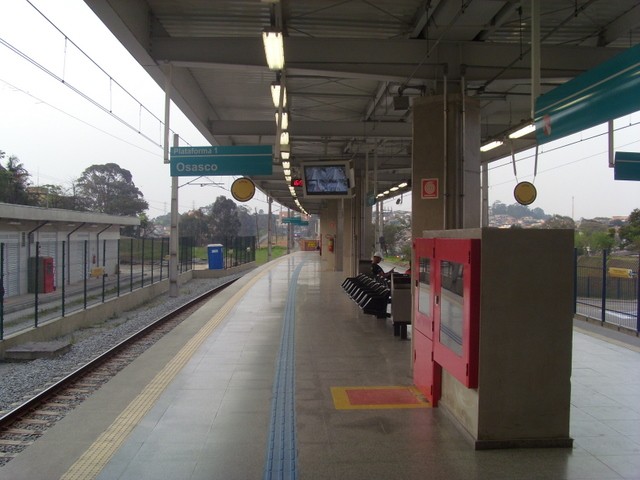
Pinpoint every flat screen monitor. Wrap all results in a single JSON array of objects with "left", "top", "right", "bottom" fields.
[{"left": 302, "top": 161, "right": 354, "bottom": 198}]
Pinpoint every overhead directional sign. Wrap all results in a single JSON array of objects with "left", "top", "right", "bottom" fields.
[
  {"left": 614, "top": 151, "right": 640, "bottom": 181},
  {"left": 535, "top": 44, "right": 640, "bottom": 145},
  {"left": 170, "top": 145, "right": 273, "bottom": 176},
  {"left": 282, "top": 217, "right": 308, "bottom": 226}
]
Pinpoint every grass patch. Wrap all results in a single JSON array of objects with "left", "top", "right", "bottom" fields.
[{"left": 256, "top": 246, "right": 287, "bottom": 265}]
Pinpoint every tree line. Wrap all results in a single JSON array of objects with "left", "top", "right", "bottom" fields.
[
  {"left": 0, "top": 150, "right": 148, "bottom": 217},
  {"left": 490, "top": 200, "right": 640, "bottom": 253}
]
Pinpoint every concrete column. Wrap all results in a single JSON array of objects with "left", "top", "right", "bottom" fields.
[
  {"left": 342, "top": 198, "right": 356, "bottom": 276},
  {"left": 411, "top": 94, "right": 481, "bottom": 239}
]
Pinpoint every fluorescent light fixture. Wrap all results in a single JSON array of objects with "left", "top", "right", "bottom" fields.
[
  {"left": 281, "top": 150, "right": 290, "bottom": 160},
  {"left": 508, "top": 123, "right": 535, "bottom": 139},
  {"left": 398, "top": 182, "right": 408, "bottom": 188},
  {"left": 282, "top": 161, "right": 290, "bottom": 169},
  {"left": 390, "top": 186, "right": 399, "bottom": 192},
  {"left": 289, "top": 186, "right": 296, "bottom": 194},
  {"left": 275, "top": 111, "right": 288, "bottom": 130},
  {"left": 383, "top": 190, "right": 390, "bottom": 195},
  {"left": 262, "top": 30, "right": 284, "bottom": 70},
  {"left": 285, "top": 175, "right": 291, "bottom": 182},
  {"left": 376, "top": 193, "right": 384, "bottom": 198},
  {"left": 270, "top": 83, "right": 287, "bottom": 108},
  {"left": 283, "top": 168, "right": 291, "bottom": 176},
  {"left": 480, "top": 140, "right": 504, "bottom": 152},
  {"left": 280, "top": 131, "right": 289, "bottom": 145}
]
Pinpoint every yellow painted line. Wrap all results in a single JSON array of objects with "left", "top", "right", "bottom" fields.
[
  {"left": 330, "top": 386, "right": 431, "bottom": 410},
  {"left": 62, "top": 258, "right": 286, "bottom": 480}
]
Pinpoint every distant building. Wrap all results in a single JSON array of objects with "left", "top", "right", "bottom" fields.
[{"left": 0, "top": 203, "right": 139, "bottom": 297}]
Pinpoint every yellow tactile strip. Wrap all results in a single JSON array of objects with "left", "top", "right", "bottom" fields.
[
  {"left": 61, "top": 260, "right": 282, "bottom": 480},
  {"left": 331, "top": 386, "right": 431, "bottom": 410}
]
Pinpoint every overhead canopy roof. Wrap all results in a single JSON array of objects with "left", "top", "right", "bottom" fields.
[
  {"left": 0, "top": 202, "right": 140, "bottom": 227},
  {"left": 83, "top": 0, "right": 640, "bottom": 214}
]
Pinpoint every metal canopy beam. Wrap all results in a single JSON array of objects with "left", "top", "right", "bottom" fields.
[{"left": 151, "top": 37, "right": 625, "bottom": 82}]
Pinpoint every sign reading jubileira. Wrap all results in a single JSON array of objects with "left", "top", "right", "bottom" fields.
[{"left": 170, "top": 145, "right": 273, "bottom": 176}]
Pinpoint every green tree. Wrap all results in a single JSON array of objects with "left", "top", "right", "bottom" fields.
[
  {"left": 0, "top": 151, "right": 31, "bottom": 205},
  {"left": 589, "top": 231, "right": 615, "bottom": 251},
  {"left": 180, "top": 209, "right": 210, "bottom": 245},
  {"left": 542, "top": 215, "right": 575, "bottom": 229},
  {"left": 29, "top": 184, "right": 78, "bottom": 210},
  {"left": 619, "top": 208, "right": 640, "bottom": 249},
  {"left": 491, "top": 200, "right": 507, "bottom": 215},
  {"left": 75, "top": 163, "right": 148, "bottom": 216},
  {"left": 205, "top": 196, "right": 241, "bottom": 238}
]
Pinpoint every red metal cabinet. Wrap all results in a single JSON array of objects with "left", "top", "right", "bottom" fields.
[{"left": 412, "top": 237, "right": 481, "bottom": 404}]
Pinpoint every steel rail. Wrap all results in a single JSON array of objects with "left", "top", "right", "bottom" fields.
[{"left": 0, "top": 277, "right": 239, "bottom": 430}]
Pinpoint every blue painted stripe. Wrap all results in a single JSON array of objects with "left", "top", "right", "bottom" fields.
[{"left": 263, "top": 259, "right": 306, "bottom": 480}]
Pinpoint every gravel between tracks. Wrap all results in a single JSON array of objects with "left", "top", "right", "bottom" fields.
[{"left": 0, "top": 275, "right": 243, "bottom": 414}]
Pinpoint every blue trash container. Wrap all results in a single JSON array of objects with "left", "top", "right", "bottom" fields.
[{"left": 207, "top": 244, "right": 224, "bottom": 269}]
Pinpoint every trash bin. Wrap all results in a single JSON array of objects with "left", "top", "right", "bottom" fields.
[{"left": 207, "top": 244, "right": 224, "bottom": 270}]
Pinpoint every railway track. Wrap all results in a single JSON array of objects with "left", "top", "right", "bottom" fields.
[{"left": 0, "top": 277, "right": 238, "bottom": 466}]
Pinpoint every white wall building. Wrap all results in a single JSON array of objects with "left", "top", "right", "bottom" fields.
[{"left": 0, "top": 203, "right": 139, "bottom": 298}]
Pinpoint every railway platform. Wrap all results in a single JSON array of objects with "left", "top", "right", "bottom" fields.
[{"left": 1, "top": 251, "right": 639, "bottom": 480}]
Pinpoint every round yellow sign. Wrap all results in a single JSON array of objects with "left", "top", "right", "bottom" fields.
[
  {"left": 513, "top": 181, "right": 537, "bottom": 206},
  {"left": 231, "top": 177, "right": 256, "bottom": 202}
]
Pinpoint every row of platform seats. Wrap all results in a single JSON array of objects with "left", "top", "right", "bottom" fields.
[
  {"left": 341, "top": 273, "right": 413, "bottom": 340},
  {"left": 341, "top": 274, "right": 390, "bottom": 319}
]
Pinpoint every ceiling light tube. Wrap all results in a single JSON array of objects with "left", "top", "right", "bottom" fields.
[
  {"left": 281, "top": 150, "right": 290, "bottom": 160},
  {"left": 285, "top": 175, "right": 291, "bottom": 182},
  {"left": 508, "top": 123, "right": 535, "bottom": 139},
  {"left": 480, "top": 140, "right": 504, "bottom": 152},
  {"left": 398, "top": 182, "right": 408, "bottom": 188},
  {"left": 275, "top": 111, "right": 288, "bottom": 130},
  {"left": 383, "top": 190, "right": 390, "bottom": 195},
  {"left": 270, "top": 83, "right": 287, "bottom": 108},
  {"left": 280, "top": 131, "right": 289, "bottom": 145},
  {"left": 262, "top": 30, "right": 284, "bottom": 70},
  {"left": 283, "top": 168, "right": 291, "bottom": 176},
  {"left": 282, "top": 161, "right": 290, "bottom": 169},
  {"left": 390, "top": 186, "right": 399, "bottom": 192}
]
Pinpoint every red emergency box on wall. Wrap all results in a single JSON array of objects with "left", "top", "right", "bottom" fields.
[
  {"left": 27, "top": 256, "right": 56, "bottom": 294},
  {"left": 413, "top": 238, "right": 480, "bottom": 405}
]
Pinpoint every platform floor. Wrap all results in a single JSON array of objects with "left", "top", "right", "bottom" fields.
[{"left": 2, "top": 252, "right": 640, "bottom": 480}]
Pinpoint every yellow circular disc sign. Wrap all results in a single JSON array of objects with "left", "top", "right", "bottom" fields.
[
  {"left": 231, "top": 177, "right": 256, "bottom": 202},
  {"left": 513, "top": 181, "right": 537, "bottom": 206}
]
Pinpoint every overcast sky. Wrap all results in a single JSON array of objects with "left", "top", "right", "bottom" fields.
[{"left": 1, "top": 0, "right": 638, "bottom": 220}]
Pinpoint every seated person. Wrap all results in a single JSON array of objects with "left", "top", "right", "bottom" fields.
[{"left": 372, "top": 251, "right": 394, "bottom": 278}]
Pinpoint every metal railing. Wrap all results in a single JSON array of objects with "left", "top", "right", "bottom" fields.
[
  {"left": 0, "top": 237, "right": 195, "bottom": 339},
  {"left": 575, "top": 249, "right": 639, "bottom": 333}
]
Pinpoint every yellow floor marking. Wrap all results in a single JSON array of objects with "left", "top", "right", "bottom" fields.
[
  {"left": 61, "top": 259, "right": 286, "bottom": 480},
  {"left": 331, "top": 386, "right": 431, "bottom": 410}
]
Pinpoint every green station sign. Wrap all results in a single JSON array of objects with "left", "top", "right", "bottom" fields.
[{"left": 170, "top": 145, "right": 273, "bottom": 176}]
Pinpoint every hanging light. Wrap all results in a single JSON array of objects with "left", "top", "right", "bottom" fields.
[
  {"left": 270, "top": 83, "right": 287, "bottom": 108},
  {"left": 275, "top": 111, "right": 289, "bottom": 130},
  {"left": 480, "top": 140, "right": 504, "bottom": 152},
  {"left": 508, "top": 123, "right": 535, "bottom": 139},
  {"left": 262, "top": 30, "right": 284, "bottom": 70}
]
